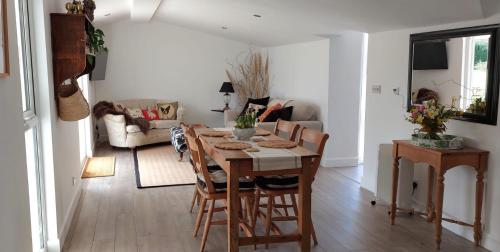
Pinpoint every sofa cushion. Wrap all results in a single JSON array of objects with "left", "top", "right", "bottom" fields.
[
  {"left": 240, "top": 97, "right": 270, "bottom": 117},
  {"left": 262, "top": 106, "right": 294, "bottom": 122},
  {"left": 126, "top": 125, "right": 142, "bottom": 133},
  {"left": 150, "top": 120, "right": 180, "bottom": 129},
  {"left": 141, "top": 108, "right": 160, "bottom": 121},
  {"left": 258, "top": 103, "right": 282, "bottom": 122},
  {"left": 127, "top": 108, "right": 144, "bottom": 118},
  {"left": 268, "top": 98, "right": 293, "bottom": 108},
  {"left": 286, "top": 100, "right": 317, "bottom": 121},
  {"left": 248, "top": 103, "right": 267, "bottom": 117}
]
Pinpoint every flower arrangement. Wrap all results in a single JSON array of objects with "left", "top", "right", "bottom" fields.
[
  {"left": 234, "top": 112, "right": 257, "bottom": 129},
  {"left": 406, "top": 99, "right": 462, "bottom": 139}
]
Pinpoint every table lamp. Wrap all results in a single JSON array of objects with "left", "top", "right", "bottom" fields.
[{"left": 219, "top": 82, "right": 234, "bottom": 110}]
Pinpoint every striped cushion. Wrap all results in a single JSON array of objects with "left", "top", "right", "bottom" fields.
[
  {"left": 197, "top": 170, "right": 255, "bottom": 192},
  {"left": 189, "top": 157, "right": 221, "bottom": 171},
  {"left": 255, "top": 175, "right": 299, "bottom": 189}
]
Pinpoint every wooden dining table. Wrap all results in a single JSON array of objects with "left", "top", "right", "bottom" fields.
[{"left": 194, "top": 128, "right": 319, "bottom": 252}]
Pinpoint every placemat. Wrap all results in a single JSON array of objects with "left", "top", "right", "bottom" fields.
[
  {"left": 257, "top": 140, "right": 298, "bottom": 149},
  {"left": 201, "top": 130, "right": 232, "bottom": 137},
  {"left": 255, "top": 129, "right": 272, "bottom": 136},
  {"left": 215, "top": 141, "right": 252, "bottom": 150}
]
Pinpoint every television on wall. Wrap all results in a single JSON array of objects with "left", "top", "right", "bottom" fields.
[
  {"left": 412, "top": 41, "right": 448, "bottom": 70},
  {"left": 90, "top": 51, "right": 108, "bottom": 81}
]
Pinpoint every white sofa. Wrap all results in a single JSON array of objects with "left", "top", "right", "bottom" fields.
[
  {"left": 224, "top": 98, "right": 323, "bottom": 132},
  {"left": 102, "top": 99, "right": 184, "bottom": 148}
]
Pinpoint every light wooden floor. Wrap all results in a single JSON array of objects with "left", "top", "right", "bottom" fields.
[
  {"left": 63, "top": 143, "right": 489, "bottom": 252},
  {"left": 332, "top": 166, "right": 363, "bottom": 184}
]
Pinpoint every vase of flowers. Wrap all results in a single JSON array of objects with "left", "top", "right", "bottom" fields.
[
  {"left": 233, "top": 112, "right": 257, "bottom": 140},
  {"left": 406, "top": 100, "right": 464, "bottom": 149}
]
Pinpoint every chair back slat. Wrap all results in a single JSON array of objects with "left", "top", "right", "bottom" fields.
[
  {"left": 274, "top": 119, "right": 300, "bottom": 141},
  {"left": 185, "top": 133, "right": 216, "bottom": 194},
  {"left": 298, "top": 128, "right": 329, "bottom": 177}
]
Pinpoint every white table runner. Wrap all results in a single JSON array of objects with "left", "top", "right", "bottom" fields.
[{"left": 243, "top": 137, "right": 302, "bottom": 171}]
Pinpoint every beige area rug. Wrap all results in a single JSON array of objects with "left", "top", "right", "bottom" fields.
[
  {"left": 133, "top": 144, "right": 195, "bottom": 188},
  {"left": 82, "top": 157, "right": 116, "bottom": 178}
]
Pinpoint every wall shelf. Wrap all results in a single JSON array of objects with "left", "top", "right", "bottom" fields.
[{"left": 50, "top": 13, "right": 95, "bottom": 107}]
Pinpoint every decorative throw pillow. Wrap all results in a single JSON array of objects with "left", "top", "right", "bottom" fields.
[
  {"left": 141, "top": 108, "right": 160, "bottom": 121},
  {"left": 262, "top": 106, "right": 294, "bottom": 122},
  {"left": 268, "top": 98, "right": 293, "bottom": 108},
  {"left": 239, "top": 97, "right": 270, "bottom": 117},
  {"left": 247, "top": 103, "right": 267, "bottom": 117},
  {"left": 127, "top": 108, "right": 145, "bottom": 118},
  {"left": 258, "top": 103, "right": 282, "bottom": 122},
  {"left": 157, "top": 102, "right": 178, "bottom": 120}
]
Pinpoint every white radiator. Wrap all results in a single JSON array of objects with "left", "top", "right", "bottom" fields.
[{"left": 375, "top": 144, "right": 414, "bottom": 209}]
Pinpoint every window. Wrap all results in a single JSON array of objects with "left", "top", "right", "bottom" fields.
[
  {"left": 78, "top": 75, "right": 93, "bottom": 164},
  {"left": 16, "top": 0, "right": 47, "bottom": 250},
  {"left": 461, "top": 35, "right": 490, "bottom": 113}
]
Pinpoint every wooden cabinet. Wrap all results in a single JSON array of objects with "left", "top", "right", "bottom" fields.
[{"left": 50, "top": 13, "right": 95, "bottom": 106}]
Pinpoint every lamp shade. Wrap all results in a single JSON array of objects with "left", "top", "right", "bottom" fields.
[{"left": 219, "top": 82, "right": 234, "bottom": 93}]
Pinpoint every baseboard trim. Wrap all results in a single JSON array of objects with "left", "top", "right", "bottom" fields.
[
  {"left": 321, "top": 157, "right": 359, "bottom": 167},
  {"left": 412, "top": 199, "right": 499, "bottom": 251},
  {"left": 58, "top": 180, "right": 83, "bottom": 248},
  {"left": 46, "top": 238, "right": 61, "bottom": 252}
]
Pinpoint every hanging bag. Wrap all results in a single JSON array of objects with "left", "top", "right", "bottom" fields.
[{"left": 58, "top": 78, "right": 90, "bottom": 121}]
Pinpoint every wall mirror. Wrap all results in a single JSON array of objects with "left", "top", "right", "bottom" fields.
[
  {"left": 408, "top": 25, "right": 500, "bottom": 125},
  {"left": 0, "top": 0, "right": 9, "bottom": 77}
]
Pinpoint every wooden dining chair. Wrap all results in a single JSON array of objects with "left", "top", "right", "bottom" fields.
[
  {"left": 273, "top": 119, "right": 300, "bottom": 141},
  {"left": 181, "top": 123, "right": 206, "bottom": 213},
  {"left": 252, "top": 128, "right": 329, "bottom": 248},
  {"left": 185, "top": 133, "right": 256, "bottom": 252},
  {"left": 181, "top": 123, "right": 223, "bottom": 214}
]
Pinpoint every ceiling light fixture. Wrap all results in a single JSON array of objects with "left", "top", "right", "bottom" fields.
[
  {"left": 104, "top": 13, "right": 112, "bottom": 16},
  {"left": 221, "top": 26, "right": 228, "bottom": 30},
  {"left": 253, "top": 14, "right": 262, "bottom": 18}
]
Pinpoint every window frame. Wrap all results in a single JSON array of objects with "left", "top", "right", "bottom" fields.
[{"left": 17, "top": 0, "right": 48, "bottom": 250}]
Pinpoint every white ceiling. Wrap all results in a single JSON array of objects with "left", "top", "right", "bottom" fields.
[{"left": 94, "top": 0, "right": 500, "bottom": 46}]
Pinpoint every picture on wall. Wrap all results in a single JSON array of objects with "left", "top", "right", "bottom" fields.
[{"left": 0, "top": 0, "right": 9, "bottom": 78}]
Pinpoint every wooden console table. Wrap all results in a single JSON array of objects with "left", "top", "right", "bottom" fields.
[{"left": 391, "top": 140, "right": 488, "bottom": 249}]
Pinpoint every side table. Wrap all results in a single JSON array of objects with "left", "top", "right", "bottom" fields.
[{"left": 391, "top": 140, "right": 488, "bottom": 249}]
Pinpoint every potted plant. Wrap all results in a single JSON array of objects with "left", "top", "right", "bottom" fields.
[
  {"left": 86, "top": 28, "right": 108, "bottom": 65},
  {"left": 406, "top": 99, "right": 464, "bottom": 149},
  {"left": 233, "top": 112, "right": 257, "bottom": 140}
]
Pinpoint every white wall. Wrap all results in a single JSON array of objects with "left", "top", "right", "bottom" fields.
[
  {"left": 364, "top": 14, "right": 500, "bottom": 250},
  {"left": 266, "top": 35, "right": 366, "bottom": 167},
  {"left": 94, "top": 21, "right": 254, "bottom": 129},
  {"left": 266, "top": 39, "right": 330, "bottom": 154},
  {"left": 326, "top": 32, "right": 365, "bottom": 167},
  {"left": 0, "top": 0, "right": 33, "bottom": 250},
  {"left": 266, "top": 39, "right": 330, "bottom": 122}
]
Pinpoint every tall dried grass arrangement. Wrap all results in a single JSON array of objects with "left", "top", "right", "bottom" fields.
[{"left": 226, "top": 51, "right": 270, "bottom": 106}]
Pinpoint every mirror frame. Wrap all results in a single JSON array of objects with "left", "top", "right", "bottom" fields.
[
  {"left": 0, "top": 0, "right": 9, "bottom": 78},
  {"left": 408, "top": 24, "right": 500, "bottom": 125}
]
